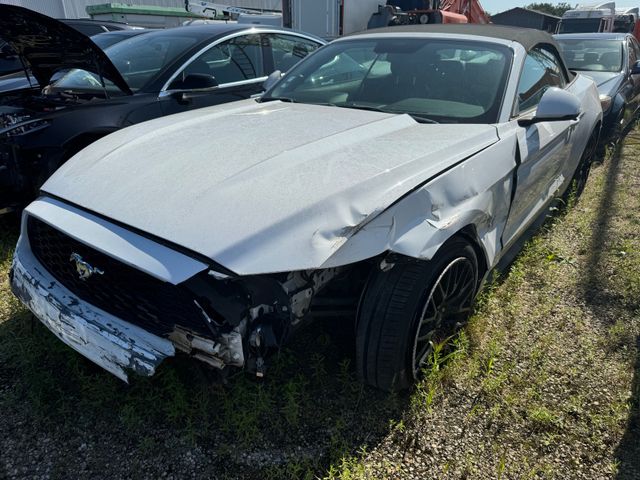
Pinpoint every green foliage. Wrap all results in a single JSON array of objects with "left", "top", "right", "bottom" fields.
[{"left": 524, "top": 2, "right": 575, "bottom": 17}]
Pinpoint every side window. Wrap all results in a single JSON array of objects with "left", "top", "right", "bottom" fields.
[
  {"left": 181, "top": 34, "right": 265, "bottom": 86},
  {"left": 516, "top": 46, "right": 566, "bottom": 114},
  {"left": 266, "top": 33, "right": 321, "bottom": 72}
]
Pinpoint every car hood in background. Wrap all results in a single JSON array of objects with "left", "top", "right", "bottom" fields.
[
  {"left": 577, "top": 70, "right": 623, "bottom": 95},
  {"left": 43, "top": 100, "right": 499, "bottom": 275},
  {"left": 0, "top": 5, "right": 131, "bottom": 95}
]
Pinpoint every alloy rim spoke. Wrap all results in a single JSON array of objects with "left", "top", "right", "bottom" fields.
[
  {"left": 415, "top": 344, "right": 431, "bottom": 369},
  {"left": 413, "top": 257, "right": 476, "bottom": 376},
  {"left": 443, "top": 277, "right": 474, "bottom": 305},
  {"left": 447, "top": 306, "right": 472, "bottom": 316},
  {"left": 419, "top": 313, "right": 438, "bottom": 327}
]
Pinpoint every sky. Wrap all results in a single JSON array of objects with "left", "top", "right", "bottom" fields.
[{"left": 481, "top": 0, "right": 639, "bottom": 15}]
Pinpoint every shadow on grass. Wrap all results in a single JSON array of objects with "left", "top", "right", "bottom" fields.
[
  {"left": 615, "top": 340, "right": 640, "bottom": 480},
  {"left": 575, "top": 132, "right": 640, "bottom": 479},
  {"left": 0, "top": 305, "right": 407, "bottom": 479},
  {"left": 583, "top": 143, "right": 625, "bottom": 315}
]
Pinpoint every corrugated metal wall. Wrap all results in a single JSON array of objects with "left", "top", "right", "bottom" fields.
[{"left": 0, "top": 0, "right": 282, "bottom": 18}]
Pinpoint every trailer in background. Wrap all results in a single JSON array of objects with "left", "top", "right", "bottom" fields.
[
  {"left": 87, "top": 3, "right": 205, "bottom": 28},
  {"left": 557, "top": 2, "right": 616, "bottom": 33},
  {"left": 289, "top": 0, "right": 381, "bottom": 39},
  {"left": 187, "top": 0, "right": 490, "bottom": 40}
]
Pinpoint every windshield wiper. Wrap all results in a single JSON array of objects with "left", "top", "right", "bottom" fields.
[
  {"left": 336, "top": 102, "right": 386, "bottom": 113},
  {"left": 260, "top": 99, "right": 439, "bottom": 123},
  {"left": 337, "top": 103, "right": 440, "bottom": 123},
  {"left": 401, "top": 113, "right": 440, "bottom": 124},
  {"left": 260, "top": 96, "right": 298, "bottom": 103}
]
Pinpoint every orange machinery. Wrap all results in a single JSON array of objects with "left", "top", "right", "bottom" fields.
[{"left": 367, "top": 0, "right": 490, "bottom": 28}]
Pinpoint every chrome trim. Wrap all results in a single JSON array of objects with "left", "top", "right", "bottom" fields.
[
  {"left": 158, "top": 76, "right": 268, "bottom": 98},
  {"left": 160, "top": 28, "right": 323, "bottom": 94}
]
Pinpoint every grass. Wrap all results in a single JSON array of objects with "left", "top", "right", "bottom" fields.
[
  {"left": 0, "top": 222, "right": 402, "bottom": 477},
  {"left": 1, "top": 129, "right": 640, "bottom": 478},
  {"left": 324, "top": 131, "right": 640, "bottom": 479}
]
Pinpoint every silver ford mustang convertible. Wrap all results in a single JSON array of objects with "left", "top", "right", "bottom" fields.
[{"left": 11, "top": 25, "right": 601, "bottom": 391}]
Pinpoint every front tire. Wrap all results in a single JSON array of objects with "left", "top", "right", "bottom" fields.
[
  {"left": 568, "top": 127, "right": 598, "bottom": 201},
  {"left": 356, "top": 237, "right": 478, "bottom": 391}
]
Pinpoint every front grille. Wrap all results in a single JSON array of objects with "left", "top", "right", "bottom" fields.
[{"left": 27, "top": 216, "right": 207, "bottom": 337}]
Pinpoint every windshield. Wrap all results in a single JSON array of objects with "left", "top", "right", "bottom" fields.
[
  {"left": 91, "top": 31, "right": 145, "bottom": 50},
  {"left": 50, "top": 31, "right": 198, "bottom": 93},
  {"left": 556, "top": 39, "right": 624, "bottom": 72},
  {"left": 264, "top": 38, "right": 512, "bottom": 124},
  {"left": 559, "top": 18, "right": 603, "bottom": 33}
]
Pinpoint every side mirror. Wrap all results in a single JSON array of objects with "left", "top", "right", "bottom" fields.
[
  {"left": 169, "top": 73, "right": 218, "bottom": 92},
  {"left": 631, "top": 60, "right": 640, "bottom": 75},
  {"left": 262, "top": 70, "right": 283, "bottom": 92},
  {"left": 518, "top": 87, "right": 581, "bottom": 127}
]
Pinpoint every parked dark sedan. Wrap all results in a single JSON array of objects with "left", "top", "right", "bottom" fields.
[
  {"left": 0, "top": 30, "right": 149, "bottom": 95},
  {"left": 60, "top": 18, "right": 142, "bottom": 36},
  {"left": 0, "top": 5, "right": 324, "bottom": 214},
  {"left": 556, "top": 33, "right": 640, "bottom": 149}
]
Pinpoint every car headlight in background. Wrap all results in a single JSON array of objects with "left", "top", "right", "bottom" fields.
[
  {"left": 2, "top": 119, "right": 51, "bottom": 137},
  {"left": 599, "top": 94, "right": 612, "bottom": 113}
]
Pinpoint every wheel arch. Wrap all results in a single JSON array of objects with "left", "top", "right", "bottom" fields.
[
  {"left": 455, "top": 224, "right": 489, "bottom": 284},
  {"left": 354, "top": 223, "right": 490, "bottom": 298}
]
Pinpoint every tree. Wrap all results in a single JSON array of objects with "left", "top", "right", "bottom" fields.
[{"left": 524, "top": 2, "right": 576, "bottom": 17}]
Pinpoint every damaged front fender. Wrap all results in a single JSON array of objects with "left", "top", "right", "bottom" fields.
[{"left": 321, "top": 135, "right": 517, "bottom": 270}]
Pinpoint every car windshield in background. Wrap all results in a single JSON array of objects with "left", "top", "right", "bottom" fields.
[
  {"left": 558, "top": 18, "right": 603, "bottom": 33},
  {"left": 264, "top": 38, "right": 511, "bottom": 124},
  {"left": 91, "top": 31, "right": 145, "bottom": 50},
  {"left": 50, "top": 32, "right": 198, "bottom": 93},
  {"left": 557, "top": 39, "right": 624, "bottom": 72}
]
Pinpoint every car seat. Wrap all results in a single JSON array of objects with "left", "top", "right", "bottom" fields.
[{"left": 599, "top": 51, "right": 622, "bottom": 71}]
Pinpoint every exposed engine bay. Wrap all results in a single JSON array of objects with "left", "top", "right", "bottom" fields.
[
  {"left": 160, "top": 260, "right": 375, "bottom": 378},
  {"left": 0, "top": 106, "right": 32, "bottom": 130},
  {"left": 169, "top": 266, "right": 353, "bottom": 377}
]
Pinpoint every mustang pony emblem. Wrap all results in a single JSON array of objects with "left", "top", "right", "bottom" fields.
[{"left": 69, "top": 253, "right": 104, "bottom": 281}]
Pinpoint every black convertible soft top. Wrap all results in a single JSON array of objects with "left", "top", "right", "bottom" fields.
[{"left": 360, "top": 24, "right": 559, "bottom": 52}]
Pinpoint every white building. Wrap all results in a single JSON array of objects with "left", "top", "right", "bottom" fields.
[{"left": 0, "top": 0, "right": 282, "bottom": 18}]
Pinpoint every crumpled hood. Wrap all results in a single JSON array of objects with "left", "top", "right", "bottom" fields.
[
  {"left": 0, "top": 5, "right": 131, "bottom": 95},
  {"left": 43, "top": 100, "right": 498, "bottom": 275}
]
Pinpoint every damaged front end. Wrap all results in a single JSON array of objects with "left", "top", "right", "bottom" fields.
[
  {"left": 167, "top": 265, "right": 345, "bottom": 377},
  {"left": 10, "top": 237, "right": 175, "bottom": 381},
  {"left": 11, "top": 205, "right": 360, "bottom": 381}
]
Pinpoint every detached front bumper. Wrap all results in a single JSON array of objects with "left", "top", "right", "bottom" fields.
[{"left": 10, "top": 234, "right": 175, "bottom": 381}]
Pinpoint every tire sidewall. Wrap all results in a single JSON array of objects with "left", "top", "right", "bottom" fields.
[{"left": 356, "top": 236, "right": 479, "bottom": 390}]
